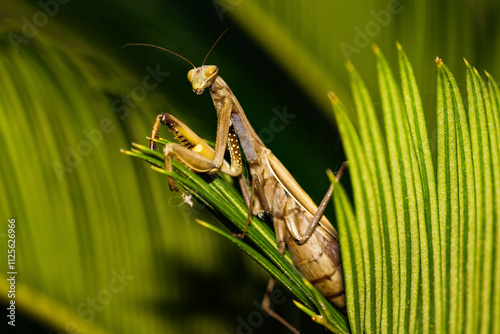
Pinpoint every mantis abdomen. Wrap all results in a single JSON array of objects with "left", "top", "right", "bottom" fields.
[{"left": 250, "top": 152, "right": 346, "bottom": 309}]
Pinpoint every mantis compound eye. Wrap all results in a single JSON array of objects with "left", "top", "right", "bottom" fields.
[
  {"left": 187, "top": 69, "right": 194, "bottom": 83},
  {"left": 204, "top": 65, "right": 218, "bottom": 78}
]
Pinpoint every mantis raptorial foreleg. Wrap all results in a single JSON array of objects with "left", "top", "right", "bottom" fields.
[
  {"left": 150, "top": 112, "right": 241, "bottom": 191},
  {"left": 213, "top": 98, "right": 233, "bottom": 168}
]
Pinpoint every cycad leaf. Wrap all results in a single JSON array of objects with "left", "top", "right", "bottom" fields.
[
  {"left": 0, "top": 30, "right": 192, "bottom": 333},
  {"left": 330, "top": 45, "right": 500, "bottom": 333}
]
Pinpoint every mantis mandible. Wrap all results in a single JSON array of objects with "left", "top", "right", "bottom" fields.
[{"left": 125, "top": 32, "right": 347, "bottom": 333}]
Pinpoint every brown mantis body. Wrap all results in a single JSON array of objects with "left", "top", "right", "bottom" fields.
[{"left": 127, "top": 35, "right": 346, "bottom": 333}]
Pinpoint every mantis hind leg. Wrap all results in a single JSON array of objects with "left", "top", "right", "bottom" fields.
[
  {"left": 286, "top": 161, "right": 349, "bottom": 245},
  {"left": 261, "top": 215, "right": 301, "bottom": 334}
]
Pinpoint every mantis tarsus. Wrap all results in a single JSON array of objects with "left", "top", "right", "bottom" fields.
[{"left": 125, "top": 32, "right": 347, "bottom": 334}]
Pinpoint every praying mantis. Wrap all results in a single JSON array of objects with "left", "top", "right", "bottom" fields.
[{"left": 125, "top": 32, "right": 347, "bottom": 333}]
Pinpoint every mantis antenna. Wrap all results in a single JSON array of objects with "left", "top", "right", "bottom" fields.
[
  {"left": 122, "top": 43, "right": 196, "bottom": 69},
  {"left": 122, "top": 29, "right": 228, "bottom": 68},
  {"left": 202, "top": 28, "right": 228, "bottom": 66}
]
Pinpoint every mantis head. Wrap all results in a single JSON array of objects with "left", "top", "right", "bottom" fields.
[
  {"left": 123, "top": 29, "right": 227, "bottom": 96},
  {"left": 187, "top": 65, "right": 219, "bottom": 95}
]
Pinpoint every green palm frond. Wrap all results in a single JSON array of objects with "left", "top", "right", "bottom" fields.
[{"left": 332, "top": 45, "right": 500, "bottom": 333}]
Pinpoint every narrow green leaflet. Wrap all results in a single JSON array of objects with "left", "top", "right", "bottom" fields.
[
  {"left": 436, "top": 57, "right": 460, "bottom": 334},
  {"left": 335, "top": 184, "right": 363, "bottom": 334},
  {"left": 486, "top": 72, "right": 500, "bottom": 334},
  {"left": 398, "top": 44, "right": 436, "bottom": 334}
]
